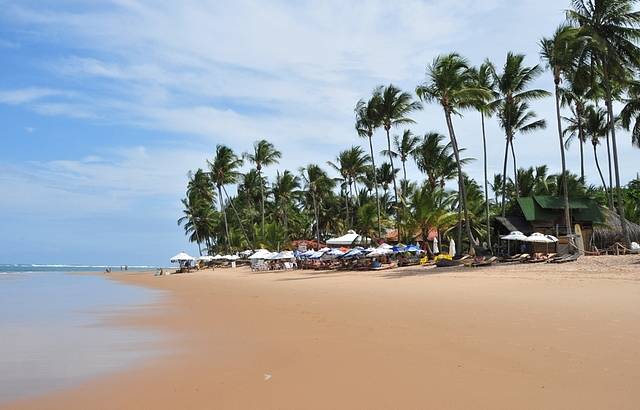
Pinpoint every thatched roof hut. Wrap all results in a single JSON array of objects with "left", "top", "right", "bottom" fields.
[{"left": 592, "top": 208, "right": 640, "bottom": 249}]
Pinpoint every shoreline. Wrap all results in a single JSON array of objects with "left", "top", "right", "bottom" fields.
[{"left": 5, "top": 255, "right": 640, "bottom": 409}]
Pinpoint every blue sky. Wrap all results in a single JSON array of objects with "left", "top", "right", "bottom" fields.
[{"left": 1, "top": 0, "right": 638, "bottom": 265}]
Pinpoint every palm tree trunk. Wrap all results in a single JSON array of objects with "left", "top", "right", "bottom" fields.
[
  {"left": 500, "top": 137, "right": 510, "bottom": 216},
  {"left": 344, "top": 186, "right": 350, "bottom": 229},
  {"left": 312, "top": 190, "right": 320, "bottom": 245},
  {"left": 402, "top": 160, "right": 407, "bottom": 196},
  {"left": 604, "top": 86, "right": 631, "bottom": 246},
  {"left": 222, "top": 186, "right": 251, "bottom": 248},
  {"left": 385, "top": 128, "right": 400, "bottom": 240},
  {"left": 218, "top": 185, "right": 231, "bottom": 251},
  {"left": 367, "top": 134, "right": 382, "bottom": 239},
  {"left": 481, "top": 113, "right": 492, "bottom": 252},
  {"left": 192, "top": 217, "right": 203, "bottom": 256},
  {"left": 578, "top": 127, "right": 585, "bottom": 181},
  {"left": 444, "top": 109, "right": 476, "bottom": 251},
  {"left": 554, "top": 83, "right": 573, "bottom": 239},
  {"left": 259, "top": 168, "right": 265, "bottom": 240},
  {"left": 605, "top": 130, "right": 615, "bottom": 209},
  {"left": 510, "top": 139, "right": 518, "bottom": 198},
  {"left": 593, "top": 143, "right": 607, "bottom": 190}
]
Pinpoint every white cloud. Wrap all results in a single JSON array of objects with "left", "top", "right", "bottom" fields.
[{"left": 0, "top": 87, "right": 65, "bottom": 105}]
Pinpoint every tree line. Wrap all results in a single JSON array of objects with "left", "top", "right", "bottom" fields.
[{"left": 179, "top": 0, "right": 640, "bottom": 255}]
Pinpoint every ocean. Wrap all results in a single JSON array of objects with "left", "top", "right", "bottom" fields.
[{"left": 0, "top": 264, "right": 164, "bottom": 403}]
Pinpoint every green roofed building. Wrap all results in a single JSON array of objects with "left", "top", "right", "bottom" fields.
[{"left": 495, "top": 196, "right": 604, "bottom": 252}]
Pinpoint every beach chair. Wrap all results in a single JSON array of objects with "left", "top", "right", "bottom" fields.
[{"left": 471, "top": 256, "right": 498, "bottom": 267}]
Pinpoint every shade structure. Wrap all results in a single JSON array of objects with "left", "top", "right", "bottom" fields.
[
  {"left": 326, "top": 230, "right": 370, "bottom": 246},
  {"left": 378, "top": 243, "right": 393, "bottom": 250},
  {"left": 274, "top": 251, "right": 295, "bottom": 260},
  {"left": 197, "top": 255, "right": 214, "bottom": 262},
  {"left": 500, "top": 231, "right": 528, "bottom": 241},
  {"left": 249, "top": 249, "right": 272, "bottom": 259},
  {"left": 299, "top": 249, "right": 316, "bottom": 258},
  {"left": 341, "top": 247, "right": 365, "bottom": 259},
  {"left": 433, "top": 238, "right": 439, "bottom": 254},
  {"left": 170, "top": 252, "right": 195, "bottom": 263},
  {"left": 367, "top": 248, "right": 392, "bottom": 257},
  {"left": 224, "top": 255, "right": 240, "bottom": 260},
  {"left": 392, "top": 245, "right": 406, "bottom": 253},
  {"left": 546, "top": 235, "right": 559, "bottom": 243},
  {"left": 448, "top": 239, "right": 456, "bottom": 257},
  {"left": 525, "top": 233, "right": 555, "bottom": 243},
  {"left": 404, "top": 244, "right": 422, "bottom": 253}
]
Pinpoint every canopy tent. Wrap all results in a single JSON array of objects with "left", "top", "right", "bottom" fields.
[
  {"left": 326, "top": 230, "right": 370, "bottom": 246},
  {"left": 170, "top": 252, "right": 195, "bottom": 263}
]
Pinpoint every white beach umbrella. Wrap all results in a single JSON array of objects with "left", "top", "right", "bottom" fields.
[
  {"left": 378, "top": 243, "right": 393, "bottom": 250},
  {"left": 448, "top": 239, "right": 456, "bottom": 257},
  {"left": 525, "top": 233, "right": 555, "bottom": 243},
  {"left": 433, "top": 237, "right": 439, "bottom": 254},
  {"left": 249, "top": 249, "right": 271, "bottom": 259},
  {"left": 545, "top": 235, "right": 559, "bottom": 243},
  {"left": 197, "top": 255, "right": 214, "bottom": 262},
  {"left": 170, "top": 252, "right": 195, "bottom": 263},
  {"left": 500, "top": 231, "right": 528, "bottom": 241}
]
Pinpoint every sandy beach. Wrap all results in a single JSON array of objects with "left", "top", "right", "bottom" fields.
[{"left": 6, "top": 255, "right": 640, "bottom": 409}]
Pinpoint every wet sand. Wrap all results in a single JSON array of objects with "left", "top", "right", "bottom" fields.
[{"left": 6, "top": 255, "right": 640, "bottom": 409}]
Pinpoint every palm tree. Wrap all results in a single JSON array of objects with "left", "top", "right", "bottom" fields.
[
  {"left": 243, "top": 140, "right": 282, "bottom": 240},
  {"left": 583, "top": 105, "right": 610, "bottom": 190},
  {"left": 412, "top": 132, "right": 460, "bottom": 190},
  {"left": 469, "top": 61, "right": 497, "bottom": 251},
  {"left": 208, "top": 145, "right": 244, "bottom": 251},
  {"left": 568, "top": 0, "right": 640, "bottom": 246},
  {"left": 300, "top": 164, "right": 335, "bottom": 245},
  {"left": 382, "top": 129, "right": 420, "bottom": 197},
  {"left": 619, "top": 79, "right": 640, "bottom": 148},
  {"left": 408, "top": 185, "right": 457, "bottom": 255},
  {"left": 416, "top": 53, "right": 490, "bottom": 252},
  {"left": 272, "top": 170, "right": 301, "bottom": 241},
  {"left": 375, "top": 84, "right": 422, "bottom": 239},
  {"left": 355, "top": 94, "right": 383, "bottom": 237},
  {"left": 327, "top": 146, "right": 370, "bottom": 228},
  {"left": 490, "top": 52, "right": 550, "bottom": 215},
  {"left": 540, "top": 24, "right": 582, "bottom": 239}
]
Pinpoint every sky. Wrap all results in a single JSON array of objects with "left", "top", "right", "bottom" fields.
[{"left": 1, "top": 0, "right": 639, "bottom": 265}]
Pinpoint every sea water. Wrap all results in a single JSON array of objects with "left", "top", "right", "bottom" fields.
[{"left": 0, "top": 265, "right": 164, "bottom": 403}]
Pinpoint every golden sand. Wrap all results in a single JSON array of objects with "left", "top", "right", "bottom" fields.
[{"left": 6, "top": 255, "right": 640, "bottom": 409}]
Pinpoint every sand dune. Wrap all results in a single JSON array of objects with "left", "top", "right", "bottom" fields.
[{"left": 7, "top": 255, "right": 640, "bottom": 409}]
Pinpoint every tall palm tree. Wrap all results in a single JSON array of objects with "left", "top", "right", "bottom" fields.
[
  {"left": 327, "top": 146, "right": 370, "bottom": 228},
  {"left": 619, "top": 79, "right": 640, "bottom": 148},
  {"left": 568, "top": 0, "right": 640, "bottom": 246},
  {"left": 208, "top": 145, "right": 244, "bottom": 251},
  {"left": 416, "top": 53, "right": 490, "bottom": 252},
  {"left": 243, "top": 140, "right": 282, "bottom": 240},
  {"left": 382, "top": 129, "right": 420, "bottom": 197},
  {"left": 355, "top": 94, "right": 383, "bottom": 237},
  {"left": 375, "top": 84, "right": 422, "bottom": 239},
  {"left": 272, "top": 170, "right": 301, "bottom": 241},
  {"left": 540, "top": 24, "right": 582, "bottom": 239},
  {"left": 300, "top": 164, "right": 335, "bottom": 245},
  {"left": 469, "top": 61, "right": 497, "bottom": 250},
  {"left": 412, "top": 132, "right": 464, "bottom": 190},
  {"left": 583, "top": 105, "right": 610, "bottom": 189},
  {"left": 490, "top": 52, "right": 550, "bottom": 215}
]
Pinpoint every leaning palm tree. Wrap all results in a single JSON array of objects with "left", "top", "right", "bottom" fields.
[
  {"left": 375, "top": 84, "right": 422, "bottom": 239},
  {"left": 469, "top": 60, "right": 497, "bottom": 250},
  {"left": 416, "top": 53, "right": 490, "bottom": 252},
  {"left": 490, "top": 52, "right": 550, "bottom": 215},
  {"left": 208, "top": 145, "right": 244, "bottom": 251},
  {"left": 243, "top": 140, "right": 282, "bottom": 240},
  {"left": 355, "top": 94, "right": 383, "bottom": 237},
  {"left": 540, "top": 24, "right": 582, "bottom": 239},
  {"left": 567, "top": 0, "right": 640, "bottom": 246}
]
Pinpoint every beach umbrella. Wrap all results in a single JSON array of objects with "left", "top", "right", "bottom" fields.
[
  {"left": 448, "top": 239, "right": 456, "bottom": 257},
  {"left": 249, "top": 249, "right": 272, "bottom": 259},
  {"left": 197, "top": 255, "right": 214, "bottom": 262},
  {"left": 404, "top": 245, "right": 422, "bottom": 253},
  {"left": 500, "top": 231, "right": 528, "bottom": 241},
  {"left": 170, "top": 252, "right": 195, "bottom": 263},
  {"left": 545, "top": 235, "right": 559, "bottom": 243},
  {"left": 525, "top": 232, "right": 555, "bottom": 243},
  {"left": 378, "top": 243, "right": 393, "bottom": 250},
  {"left": 433, "top": 238, "right": 439, "bottom": 254}
]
